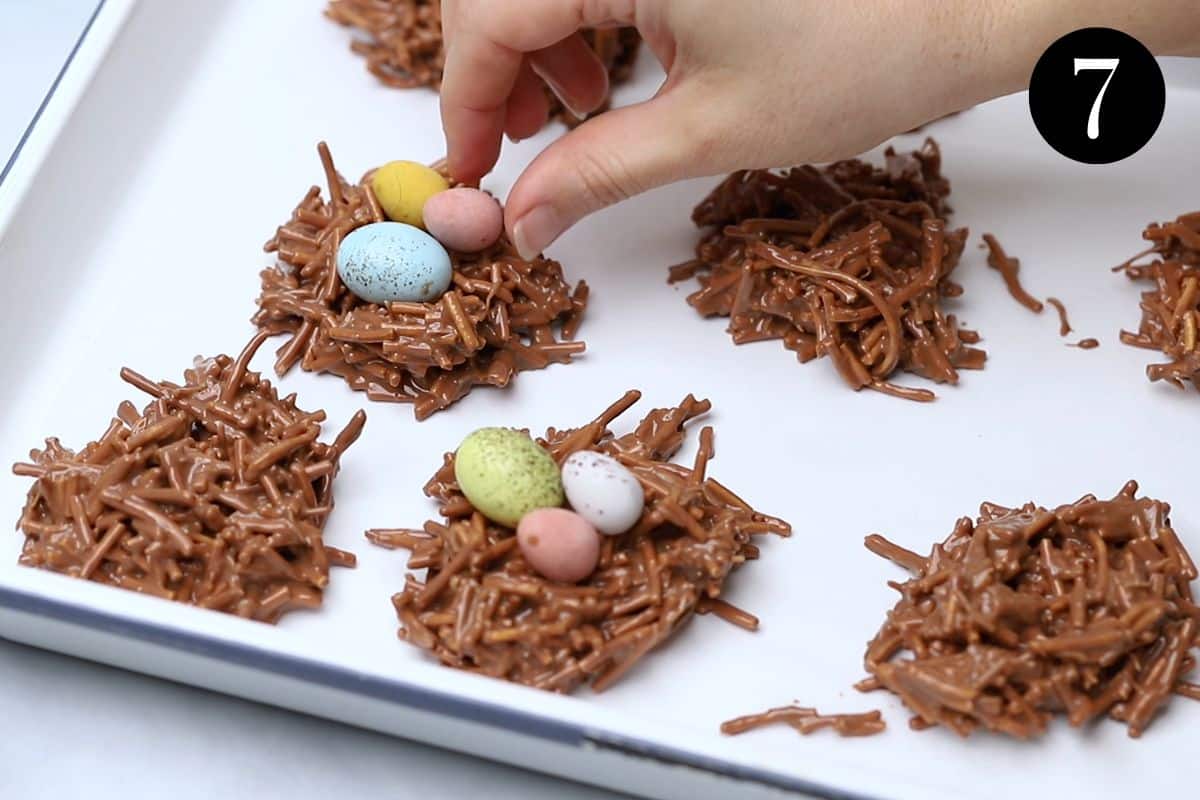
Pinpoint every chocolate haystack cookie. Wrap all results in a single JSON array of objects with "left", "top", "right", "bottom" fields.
[
  {"left": 670, "top": 139, "right": 986, "bottom": 402},
  {"left": 255, "top": 143, "right": 587, "bottom": 419},
  {"left": 862, "top": 481, "right": 1200, "bottom": 738},
  {"left": 1115, "top": 211, "right": 1200, "bottom": 390},
  {"left": 367, "top": 390, "right": 791, "bottom": 692},
  {"left": 12, "top": 333, "right": 366, "bottom": 623},
  {"left": 325, "top": 0, "right": 641, "bottom": 128}
]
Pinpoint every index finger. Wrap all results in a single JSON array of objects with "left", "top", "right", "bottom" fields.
[
  {"left": 440, "top": 0, "right": 638, "bottom": 181},
  {"left": 440, "top": 30, "right": 524, "bottom": 182}
]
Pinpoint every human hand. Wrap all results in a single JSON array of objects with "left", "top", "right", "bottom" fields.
[{"left": 439, "top": 0, "right": 1200, "bottom": 259}]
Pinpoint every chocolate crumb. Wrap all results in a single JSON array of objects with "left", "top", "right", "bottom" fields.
[
  {"left": 983, "top": 245, "right": 1099, "bottom": 350},
  {"left": 1114, "top": 211, "right": 1200, "bottom": 391},
  {"left": 865, "top": 480, "right": 1199, "bottom": 739},
  {"left": 721, "top": 705, "right": 886, "bottom": 738},
  {"left": 854, "top": 676, "right": 883, "bottom": 693},
  {"left": 671, "top": 139, "right": 985, "bottom": 402},
  {"left": 367, "top": 391, "right": 791, "bottom": 693},
  {"left": 983, "top": 233, "right": 1044, "bottom": 314},
  {"left": 324, "top": 0, "right": 641, "bottom": 128},
  {"left": 12, "top": 333, "right": 365, "bottom": 623},
  {"left": 1046, "top": 297, "right": 1073, "bottom": 336},
  {"left": 254, "top": 143, "right": 587, "bottom": 419}
]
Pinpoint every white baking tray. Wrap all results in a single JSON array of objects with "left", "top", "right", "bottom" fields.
[
  {"left": 0, "top": 0, "right": 138, "bottom": 241},
  {"left": 1, "top": 2, "right": 1198, "bottom": 798}
]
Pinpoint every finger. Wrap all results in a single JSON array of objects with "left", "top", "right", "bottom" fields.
[
  {"left": 529, "top": 33, "right": 610, "bottom": 119},
  {"left": 453, "top": 0, "right": 637, "bottom": 51},
  {"left": 505, "top": 61, "right": 551, "bottom": 142},
  {"left": 440, "top": 0, "right": 458, "bottom": 47},
  {"left": 506, "top": 85, "right": 728, "bottom": 259},
  {"left": 441, "top": 0, "right": 638, "bottom": 181},
  {"left": 440, "top": 29, "right": 523, "bottom": 182}
]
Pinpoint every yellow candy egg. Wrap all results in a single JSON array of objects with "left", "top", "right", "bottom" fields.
[{"left": 371, "top": 161, "right": 450, "bottom": 229}]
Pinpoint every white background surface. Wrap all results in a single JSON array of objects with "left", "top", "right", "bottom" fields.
[
  {"left": 0, "top": 2, "right": 621, "bottom": 798},
  {"left": 2, "top": 1, "right": 1199, "bottom": 799}
]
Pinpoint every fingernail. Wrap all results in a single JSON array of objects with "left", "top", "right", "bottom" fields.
[
  {"left": 512, "top": 205, "right": 563, "bottom": 260},
  {"left": 533, "top": 68, "right": 592, "bottom": 120},
  {"left": 554, "top": 92, "right": 591, "bottom": 121}
]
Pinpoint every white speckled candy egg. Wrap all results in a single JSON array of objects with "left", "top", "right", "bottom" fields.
[
  {"left": 561, "top": 450, "right": 644, "bottom": 535},
  {"left": 336, "top": 221, "right": 452, "bottom": 304}
]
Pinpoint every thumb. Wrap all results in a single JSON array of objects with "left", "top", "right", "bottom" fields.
[{"left": 506, "top": 85, "right": 724, "bottom": 259}]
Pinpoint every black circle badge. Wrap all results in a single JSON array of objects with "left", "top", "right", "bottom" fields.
[{"left": 1028, "top": 27, "right": 1165, "bottom": 164}]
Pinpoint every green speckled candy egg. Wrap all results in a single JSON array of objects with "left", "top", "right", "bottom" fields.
[{"left": 454, "top": 428, "right": 564, "bottom": 527}]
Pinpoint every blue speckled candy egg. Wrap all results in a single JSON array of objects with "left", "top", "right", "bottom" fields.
[{"left": 336, "top": 221, "right": 452, "bottom": 304}]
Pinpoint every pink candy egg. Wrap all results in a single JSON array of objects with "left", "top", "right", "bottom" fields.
[
  {"left": 423, "top": 187, "right": 504, "bottom": 253},
  {"left": 516, "top": 507, "right": 601, "bottom": 583}
]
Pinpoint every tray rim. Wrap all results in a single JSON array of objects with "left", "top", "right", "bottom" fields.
[
  {"left": 0, "top": 579, "right": 870, "bottom": 800},
  {"left": 0, "top": 0, "right": 139, "bottom": 243}
]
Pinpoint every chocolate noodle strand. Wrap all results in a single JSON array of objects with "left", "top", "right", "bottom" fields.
[
  {"left": 1046, "top": 297, "right": 1073, "bottom": 336},
  {"left": 721, "top": 705, "right": 886, "bottom": 738},
  {"left": 983, "top": 233, "right": 1044, "bottom": 313}
]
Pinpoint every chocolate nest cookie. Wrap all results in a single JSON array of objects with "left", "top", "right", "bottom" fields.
[
  {"left": 862, "top": 481, "right": 1200, "bottom": 738},
  {"left": 1116, "top": 211, "right": 1200, "bottom": 391},
  {"left": 671, "top": 139, "right": 986, "bottom": 402},
  {"left": 367, "top": 390, "right": 791, "bottom": 693},
  {"left": 255, "top": 143, "right": 588, "bottom": 419},
  {"left": 13, "top": 333, "right": 365, "bottom": 623},
  {"left": 325, "top": 0, "right": 641, "bottom": 127}
]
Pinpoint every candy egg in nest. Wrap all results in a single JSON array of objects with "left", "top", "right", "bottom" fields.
[{"left": 336, "top": 221, "right": 453, "bottom": 304}]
